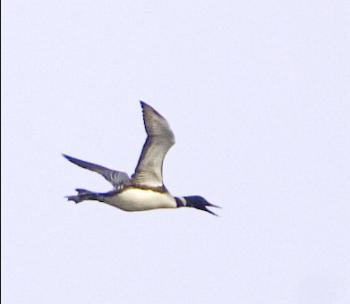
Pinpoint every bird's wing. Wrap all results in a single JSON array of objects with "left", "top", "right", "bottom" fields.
[
  {"left": 131, "top": 101, "right": 175, "bottom": 188},
  {"left": 63, "top": 154, "right": 130, "bottom": 189}
]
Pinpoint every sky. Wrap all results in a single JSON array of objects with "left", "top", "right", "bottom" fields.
[{"left": 2, "top": 0, "right": 350, "bottom": 303}]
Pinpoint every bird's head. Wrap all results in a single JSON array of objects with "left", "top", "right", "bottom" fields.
[{"left": 182, "top": 195, "right": 220, "bottom": 216}]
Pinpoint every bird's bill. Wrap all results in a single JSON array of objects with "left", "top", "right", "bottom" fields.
[{"left": 205, "top": 202, "right": 221, "bottom": 216}]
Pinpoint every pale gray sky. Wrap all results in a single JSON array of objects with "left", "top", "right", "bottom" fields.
[{"left": 2, "top": 1, "right": 350, "bottom": 303}]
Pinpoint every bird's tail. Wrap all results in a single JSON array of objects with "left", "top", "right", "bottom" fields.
[{"left": 65, "top": 188, "right": 103, "bottom": 204}]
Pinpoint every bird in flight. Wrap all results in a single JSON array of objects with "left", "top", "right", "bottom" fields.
[{"left": 63, "top": 101, "right": 220, "bottom": 215}]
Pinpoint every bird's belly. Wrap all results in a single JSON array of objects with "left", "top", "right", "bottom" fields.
[{"left": 104, "top": 188, "right": 177, "bottom": 211}]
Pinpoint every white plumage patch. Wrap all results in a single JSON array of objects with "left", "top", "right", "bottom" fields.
[
  {"left": 179, "top": 197, "right": 187, "bottom": 206},
  {"left": 104, "top": 188, "right": 177, "bottom": 211}
]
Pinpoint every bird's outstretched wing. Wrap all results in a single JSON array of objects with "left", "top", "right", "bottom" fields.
[
  {"left": 131, "top": 101, "right": 175, "bottom": 188},
  {"left": 63, "top": 154, "right": 130, "bottom": 190}
]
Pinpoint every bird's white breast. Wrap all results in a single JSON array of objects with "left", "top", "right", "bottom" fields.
[{"left": 104, "top": 188, "right": 177, "bottom": 211}]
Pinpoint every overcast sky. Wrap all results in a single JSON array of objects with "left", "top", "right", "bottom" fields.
[{"left": 2, "top": 1, "right": 350, "bottom": 303}]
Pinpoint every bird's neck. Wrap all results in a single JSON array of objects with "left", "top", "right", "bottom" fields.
[{"left": 175, "top": 197, "right": 187, "bottom": 208}]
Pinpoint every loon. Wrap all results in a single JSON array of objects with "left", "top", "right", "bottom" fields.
[{"left": 63, "top": 101, "right": 220, "bottom": 215}]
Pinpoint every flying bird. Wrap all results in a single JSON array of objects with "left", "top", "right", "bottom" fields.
[{"left": 63, "top": 101, "right": 220, "bottom": 215}]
